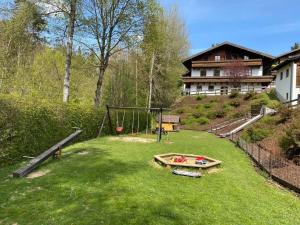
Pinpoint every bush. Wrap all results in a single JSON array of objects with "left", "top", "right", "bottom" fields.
[
  {"left": 278, "top": 105, "right": 292, "bottom": 123},
  {"left": 197, "top": 117, "right": 210, "bottom": 125},
  {"left": 244, "top": 91, "right": 256, "bottom": 100},
  {"left": 192, "top": 112, "right": 201, "bottom": 118},
  {"left": 267, "top": 89, "right": 278, "bottom": 100},
  {"left": 279, "top": 127, "right": 300, "bottom": 158},
  {"left": 229, "top": 91, "right": 239, "bottom": 99},
  {"left": 0, "top": 96, "right": 145, "bottom": 166},
  {"left": 214, "top": 110, "right": 226, "bottom": 118},
  {"left": 176, "top": 108, "right": 184, "bottom": 114},
  {"left": 204, "top": 103, "right": 213, "bottom": 109},
  {"left": 229, "top": 100, "right": 241, "bottom": 108},
  {"left": 206, "top": 109, "right": 225, "bottom": 119},
  {"left": 244, "top": 127, "right": 270, "bottom": 143},
  {"left": 195, "top": 94, "right": 205, "bottom": 101}
]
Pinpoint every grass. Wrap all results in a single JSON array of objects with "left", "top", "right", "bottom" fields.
[{"left": 0, "top": 131, "right": 300, "bottom": 225}]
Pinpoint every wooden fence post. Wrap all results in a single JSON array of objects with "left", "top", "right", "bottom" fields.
[
  {"left": 268, "top": 153, "right": 272, "bottom": 176},
  {"left": 258, "top": 145, "right": 261, "bottom": 164}
]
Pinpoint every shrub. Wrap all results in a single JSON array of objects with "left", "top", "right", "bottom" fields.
[
  {"left": 279, "top": 127, "right": 300, "bottom": 158},
  {"left": 197, "top": 117, "right": 210, "bottom": 125},
  {"left": 244, "top": 127, "right": 270, "bottom": 143},
  {"left": 267, "top": 89, "right": 278, "bottom": 100},
  {"left": 229, "top": 100, "right": 241, "bottom": 108},
  {"left": 195, "top": 94, "right": 205, "bottom": 101},
  {"left": 229, "top": 91, "right": 239, "bottom": 99},
  {"left": 214, "top": 110, "right": 226, "bottom": 118},
  {"left": 204, "top": 103, "right": 213, "bottom": 109},
  {"left": 244, "top": 91, "right": 256, "bottom": 100},
  {"left": 278, "top": 105, "right": 292, "bottom": 123},
  {"left": 176, "top": 108, "right": 184, "bottom": 114},
  {"left": 192, "top": 112, "right": 202, "bottom": 119},
  {"left": 0, "top": 96, "right": 120, "bottom": 166}
]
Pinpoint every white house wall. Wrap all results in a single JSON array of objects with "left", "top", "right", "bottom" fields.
[
  {"left": 191, "top": 66, "right": 262, "bottom": 77},
  {"left": 275, "top": 63, "right": 293, "bottom": 102}
]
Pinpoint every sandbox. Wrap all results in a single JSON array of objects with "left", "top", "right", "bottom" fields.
[{"left": 154, "top": 153, "right": 221, "bottom": 169}]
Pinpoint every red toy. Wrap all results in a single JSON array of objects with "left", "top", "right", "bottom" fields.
[
  {"left": 115, "top": 127, "right": 124, "bottom": 134},
  {"left": 174, "top": 156, "right": 187, "bottom": 163},
  {"left": 196, "top": 156, "right": 205, "bottom": 161}
]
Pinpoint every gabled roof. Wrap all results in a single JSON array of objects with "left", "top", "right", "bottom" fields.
[
  {"left": 273, "top": 54, "right": 300, "bottom": 71},
  {"left": 156, "top": 115, "right": 180, "bottom": 123},
  {"left": 276, "top": 48, "right": 300, "bottom": 59},
  {"left": 182, "top": 41, "right": 274, "bottom": 66}
]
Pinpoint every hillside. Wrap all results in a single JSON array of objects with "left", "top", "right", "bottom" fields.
[{"left": 171, "top": 90, "right": 280, "bottom": 131}]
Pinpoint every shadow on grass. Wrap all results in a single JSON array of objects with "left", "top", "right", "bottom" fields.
[{"left": 0, "top": 145, "right": 186, "bottom": 225}]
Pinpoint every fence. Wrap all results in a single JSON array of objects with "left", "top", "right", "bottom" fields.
[
  {"left": 229, "top": 134, "right": 300, "bottom": 193},
  {"left": 283, "top": 97, "right": 300, "bottom": 108},
  {"left": 182, "top": 86, "right": 269, "bottom": 96}
]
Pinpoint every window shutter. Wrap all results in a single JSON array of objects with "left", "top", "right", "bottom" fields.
[{"left": 297, "top": 65, "right": 300, "bottom": 87}]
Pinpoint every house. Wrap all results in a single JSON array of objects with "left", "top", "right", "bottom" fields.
[
  {"left": 182, "top": 42, "right": 275, "bottom": 95},
  {"left": 275, "top": 48, "right": 300, "bottom": 64},
  {"left": 156, "top": 115, "right": 180, "bottom": 132},
  {"left": 273, "top": 54, "right": 300, "bottom": 103}
]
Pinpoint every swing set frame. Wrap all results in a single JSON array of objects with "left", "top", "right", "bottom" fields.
[{"left": 99, "top": 105, "right": 170, "bottom": 142}]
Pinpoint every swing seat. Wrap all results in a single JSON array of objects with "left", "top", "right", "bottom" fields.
[{"left": 116, "top": 127, "right": 124, "bottom": 133}]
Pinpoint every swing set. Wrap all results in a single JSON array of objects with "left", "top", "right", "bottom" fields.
[{"left": 98, "top": 105, "right": 170, "bottom": 142}]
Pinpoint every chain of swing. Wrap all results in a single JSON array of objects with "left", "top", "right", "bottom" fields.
[{"left": 115, "top": 109, "right": 153, "bottom": 135}]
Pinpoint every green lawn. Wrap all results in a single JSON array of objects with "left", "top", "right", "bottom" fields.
[{"left": 0, "top": 131, "right": 300, "bottom": 225}]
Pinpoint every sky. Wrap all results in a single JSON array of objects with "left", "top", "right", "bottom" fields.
[{"left": 159, "top": 0, "right": 300, "bottom": 57}]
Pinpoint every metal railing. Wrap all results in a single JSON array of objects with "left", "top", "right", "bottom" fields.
[
  {"left": 182, "top": 86, "right": 269, "bottom": 96},
  {"left": 228, "top": 134, "right": 300, "bottom": 193}
]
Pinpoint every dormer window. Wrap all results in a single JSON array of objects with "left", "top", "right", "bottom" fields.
[
  {"left": 244, "top": 55, "right": 249, "bottom": 60},
  {"left": 215, "top": 55, "right": 221, "bottom": 61}
]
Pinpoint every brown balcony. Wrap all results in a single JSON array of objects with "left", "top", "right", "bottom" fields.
[{"left": 192, "top": 59, "right": 262, "bottom": 68}]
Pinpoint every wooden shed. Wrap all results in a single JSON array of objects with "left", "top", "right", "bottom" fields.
[{"left": 156, "top": 115, "right": 180, "bottom": 132}]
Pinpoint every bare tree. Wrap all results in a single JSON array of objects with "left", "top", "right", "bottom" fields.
[
  {"left": 39, "top": 0, "right": 79, "bottom": 102},
  {"left": 79, "top": 0, "right": 145, "bottom": 107},
  {"left": 224, "top": 59, "right": 250, "bottom": 88},
  {"left": 63, "top": 0, "right": 77, "bottom": 102}
]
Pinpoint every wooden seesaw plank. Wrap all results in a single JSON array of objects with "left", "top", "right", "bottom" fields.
[{"left": 13, "top": 129, "right": 82, "bottom": 178}]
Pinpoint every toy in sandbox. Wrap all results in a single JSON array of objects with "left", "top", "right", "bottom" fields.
[{"left": 154, "top": 153, "right": 221, "bottom": 169}]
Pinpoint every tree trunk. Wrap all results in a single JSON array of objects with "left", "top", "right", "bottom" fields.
[
  {"left": 147, "top": 52, "right": 155, "bottom": 109},
  {"left": 63, "top": 0, "right": 77, "bottom": 103},
  {"left": 135, "top": 58, "right": 138, "bottom": 106},
  {"left": 94, "top": 66, "right": 106, "bottom": 107}
]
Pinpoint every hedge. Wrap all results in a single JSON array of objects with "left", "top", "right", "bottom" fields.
[{"left": 0, "top": 96, "right": 149, "bottom": 166}]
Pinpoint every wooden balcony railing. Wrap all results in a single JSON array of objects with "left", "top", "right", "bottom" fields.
[{"left": 192, "top": 59, "right": 262, "bottom": 68}]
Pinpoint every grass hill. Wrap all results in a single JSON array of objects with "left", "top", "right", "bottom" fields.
[{"left": 171, "top": 90, "right": 280, "bottom": 131}]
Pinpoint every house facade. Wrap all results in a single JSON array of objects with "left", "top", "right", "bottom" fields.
[
  {"left": 273, "top": 55, "right": 300, "bottom": 103},
  {"left": 182, "top": 42, "right": 274, "bottom": 95}
]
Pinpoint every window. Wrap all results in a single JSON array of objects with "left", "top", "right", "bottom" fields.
[
  {"left": 244, "top": 55, "right": 249, "bottom": 60},
  {"left": 215, "top": 55, "right": 221, "bottom": 61},
  {"left": 286, "top": 93, "right": 289, "bottom": 100},
  {"left": 185, "top": 84, "right": 191, "bottom": 89},
  {"left": 200, "top": 70, "right": 206, "bottom": 77},
  {"left": 208, "top": 85, "right": 214, "bottom": 91},
  {"left": 197, "top": 85, "right": 202, "bottom": 92},
  {"left": 280, "top": 72, "right": 283, "bottom": 80},
  {"left": 214, "top": 69, "right": 220, "bottom": 76},
  {"left": 286, "top": 69, "right": 289, "bottom": 78}
]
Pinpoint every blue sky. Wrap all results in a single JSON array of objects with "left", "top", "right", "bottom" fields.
[{"left": 159, "top": 0, "right": 300, "bottom": 57}]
